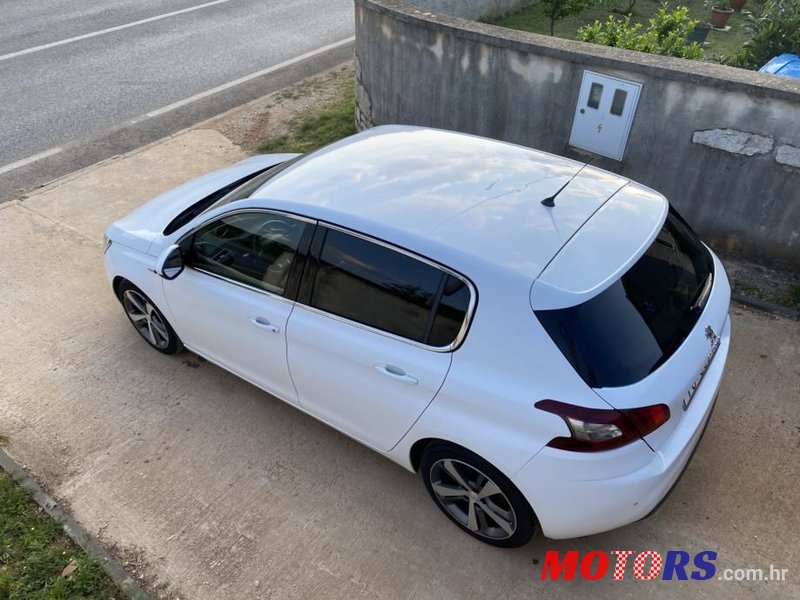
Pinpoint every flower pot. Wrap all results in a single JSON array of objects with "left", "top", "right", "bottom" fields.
[
  {"left": 710, "top": 6, "right": 734, "bottom": 28},
  {"left": 687, "top": 23, "right": 713, "bottom": 43},
  {"left": 729, "top": 0, "right": 747, "bottom": 10}
]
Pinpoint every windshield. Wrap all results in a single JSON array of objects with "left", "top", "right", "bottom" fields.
[
  {"left": 202, "top": 155, "right": 302, "bottom": 214},
  {"left": 535, "top": 207, "right": 714, "bottom": 388}
]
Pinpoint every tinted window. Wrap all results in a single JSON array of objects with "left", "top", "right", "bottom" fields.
[
  {"left": 429, "top": 276, "right": 471, "bottom": 347},
  {"left": 536, "top": 208, "right": 714, "bottom": 388},
  {"left": 312, "top": 229, "right": 465, "bottom": 344},
  {"left": 189, "top": 212, "right": 308, "bottom": 296}
]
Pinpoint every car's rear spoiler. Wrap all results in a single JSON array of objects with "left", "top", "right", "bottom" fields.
[{"left": 530, "top": 183, "right": 668, "bottom": 311}]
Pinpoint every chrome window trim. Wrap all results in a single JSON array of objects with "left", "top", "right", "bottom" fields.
[
  {"left": 189, "top": 266, "right": 297, "bottom": 306},
  {"left": 174, "top": 207, "right": 478, "bottom": 352},
  {"left": 311, "top": 221, "right": 478, "bottom": 353},
  {"left": 178, "top": 208, "right": 316, "bottom": 303}
]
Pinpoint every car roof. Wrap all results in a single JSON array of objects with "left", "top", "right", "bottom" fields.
[{"left": 251, "top": 125, "right": 632, "bottom": 280}]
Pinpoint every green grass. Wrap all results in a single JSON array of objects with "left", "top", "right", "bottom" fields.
[
  {"left": 775, "top": 282, "right": 800, "bottom": 308},
  {"left": 0, "top": 472, "right": 120, "bottom": 600},
  {"left": 258, "top": 86, "right": 356, "bottom": 154},
  {"left": 484, "top": 0, "right": 753, "bottom": 63}
]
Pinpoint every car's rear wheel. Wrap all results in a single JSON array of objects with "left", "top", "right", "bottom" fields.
[
  {"left": 118, "top": 281, "right": 182, "bottom": 355},
  {"left": 420, "top": 443, "right": 537, "bottom": 547}
]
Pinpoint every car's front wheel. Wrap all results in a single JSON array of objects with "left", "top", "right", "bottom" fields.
[
  {"left": 421, "top": 443, "right": 537, "bottom": 547},
  {"left": 118, "top": 281, "right": 182, "bottom": 355}
]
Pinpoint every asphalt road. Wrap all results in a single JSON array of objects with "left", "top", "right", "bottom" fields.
[{"left": 0, "top": 0, "right": 354, "bottom": 199}]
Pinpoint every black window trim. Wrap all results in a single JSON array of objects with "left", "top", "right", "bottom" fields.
[
  {"left": 296, "top": 221, "right": 478, "bottom": 353},
  {"left": 175, "top": 208, "right": 317, "bottom": 304}
]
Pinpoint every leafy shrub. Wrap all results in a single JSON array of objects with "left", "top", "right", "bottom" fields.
[
  {"left": 723, "top": 0, "right": 800, "bottom": 69},
  {"left": 578, "top": 4, "right": 704, "bottom": 59}
]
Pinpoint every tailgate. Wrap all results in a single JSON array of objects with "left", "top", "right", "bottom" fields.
[{"left": 594, "top": 254, "right": 731, "bottom": 451}]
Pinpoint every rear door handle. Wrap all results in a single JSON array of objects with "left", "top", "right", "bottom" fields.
[
  {"left": 373, "top": 364, "right": 418, "bottom": 385},
  {"left": 248, "top": 316, "right": 281, "bottom": 334}
]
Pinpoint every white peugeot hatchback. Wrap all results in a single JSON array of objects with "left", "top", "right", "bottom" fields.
[{"left": 105, "top": 126, "right": 731, "bottom": 547}]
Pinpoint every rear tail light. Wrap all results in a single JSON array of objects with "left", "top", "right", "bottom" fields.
[{"left": 534, "top": 399, "right": 670, "bottom": 452}]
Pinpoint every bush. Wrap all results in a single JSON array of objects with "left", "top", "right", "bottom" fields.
[
  {"left": 723, "top": 0, "right": 800, "bottom": 69},
  {"left": 578, "top": 4, "right": 704, "bottom": 59}
]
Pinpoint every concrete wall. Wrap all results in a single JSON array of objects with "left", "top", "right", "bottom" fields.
[
  {"left": 355, "top": 0, "right": 800, "bottom": 266},
  {"left": 405, "top": 0, "right": 535, "bottom": 19}
]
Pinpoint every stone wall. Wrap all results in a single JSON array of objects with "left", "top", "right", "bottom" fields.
[
  {"left": 355, "top": 0, "right": 800, "bottom": 266},
  {"left": 405, "top": 0, "right": 535, "bottom": 19}
]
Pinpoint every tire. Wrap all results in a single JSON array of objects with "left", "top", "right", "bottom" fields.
[
  {"left": 118, "top": 281, "right": 183, "bottom": 355},
  {"left": 420, "top": 443, "right": 537, "bottom": 548}
]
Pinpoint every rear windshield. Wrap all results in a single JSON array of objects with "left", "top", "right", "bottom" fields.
[{"left": 535, "top": 208, "right": 714, "bottom": 388}]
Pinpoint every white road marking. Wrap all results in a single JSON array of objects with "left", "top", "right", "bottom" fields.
[
  {"left": 0, "top": 0, "right": 236, "bottom": 63},
  {"left": 145, "top": 36, "right": 355, "bottom": 118},
  {"left": 0, "top": 147, "right": 62, "bottom": 176},
  {"left": 0, "top": 36, "right": 354, "bottom": 177}
]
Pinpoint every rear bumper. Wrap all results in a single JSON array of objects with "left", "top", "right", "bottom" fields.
[{"left": 512, "top": 314, "right": 731, "bottom": 539}]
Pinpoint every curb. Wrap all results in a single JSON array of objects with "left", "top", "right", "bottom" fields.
[
  {"left": 731, "top": 292, "right": 800, "bottom": 321},
  {"left": 0, "top": 447, "right": 153, "bottom": 600}
]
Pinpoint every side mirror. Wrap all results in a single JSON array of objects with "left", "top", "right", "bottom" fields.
[{"left": 155, "top": 244, "right": 184, "bottom": 280}]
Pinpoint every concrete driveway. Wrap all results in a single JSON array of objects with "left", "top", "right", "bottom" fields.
[{"left": 0, "top": 129, "right": 798, "bottom": 599}]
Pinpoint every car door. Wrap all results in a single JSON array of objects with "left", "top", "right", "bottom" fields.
[
  {"left": 286, "top": 226, "right": 474, "bottom": 451},
  {"left": 162, "top": 210, "right": 313, "bottom": 404}
]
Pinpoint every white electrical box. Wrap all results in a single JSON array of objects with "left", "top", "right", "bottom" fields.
[{"left": 569, "top": 70, "right": 642, "bottom": 161}]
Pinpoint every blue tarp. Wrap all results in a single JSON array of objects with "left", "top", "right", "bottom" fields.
[{"left": 759, "top": 53, "right": 800, "bottom": 79}]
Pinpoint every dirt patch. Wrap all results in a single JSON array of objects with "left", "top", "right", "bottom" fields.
[
  {"left": 723, "top": 256, "right": 800, "bottom": 309},
  {"left": 205, "top": 63, "right": 354, "bottom": 153}
]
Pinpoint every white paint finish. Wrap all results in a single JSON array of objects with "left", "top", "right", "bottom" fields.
[
  {"left": 530, "top": 181, "right": 666, "bottom": 310},
  {"left": 103, "top": 126, "right": 734, "bottom": 541},
  {"left": 0, "top": 0, "right": 236, "bottom": 63},
  {"left": 569, "top": 70, "right": 642, "bottom": 161},
  {"left": 594, "top": 255, "right": 731, "bottom": 447},
  {"left": 692, "top": 129, "right": 774, "bottom": 156},
  {"left": 775, "top": 144, "right": 800, "bottom": 168},
  {"left": 287, "top": 305, "right": 451, "bottom": 452},
  {"left": 517, "top": 311, "right": 730, "bottom": 538},
  {"left": 107, "top": 154, "right": 296, "bottom": 255},
  {"left": 253, "top": 126, "right": 631, "bottom": 280},
  {"left": 161, "top": 266, "right": 299, "bottom": 404}
]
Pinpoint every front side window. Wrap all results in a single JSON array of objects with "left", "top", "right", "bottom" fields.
[
  {"left": 188, "top": 212, "right": 308, "bottom": 296},
  {"left": 310, "top": 229, "right": 471, "bottom": 346}
]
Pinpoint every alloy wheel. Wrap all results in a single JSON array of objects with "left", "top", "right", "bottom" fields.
[
  {"left": 428, "top": 458, "right": 517, "bottom": 540},
  {"left": 122, "top": 289, "right": 171, "bottom": 349}
]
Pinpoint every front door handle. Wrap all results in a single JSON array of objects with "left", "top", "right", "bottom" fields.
[
  {"left": 248, "top": 316, "right": 281, "bottom": 334},
  {"left": 373, "top": 364, "right": 418, "bottom": 385}
]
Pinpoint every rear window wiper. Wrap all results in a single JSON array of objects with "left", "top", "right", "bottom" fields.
[{"left": 688, "top": 272, "right": 713, "bottom": 315}]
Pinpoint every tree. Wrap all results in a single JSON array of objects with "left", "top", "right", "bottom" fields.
[
  {"left": 578, "top": 4, "right": 704, "bottom": 59},
  {"left": 542, "top": 0, "right": 594, "bottom": 36}
]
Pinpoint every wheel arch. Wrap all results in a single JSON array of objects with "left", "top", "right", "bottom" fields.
[
  {"left": 112, "top": 275, "right": 127, "bottom": 301},
  {"left": 409, "top": 437, "right": 475, "bottom": 473}
]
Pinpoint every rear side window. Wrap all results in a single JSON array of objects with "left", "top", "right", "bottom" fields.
[
  {"left": 310, "top": 229, "right": 471, "bottom": 346},
  {"left": 536, "top": 208, "right": 714, "bottom": 388}
]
